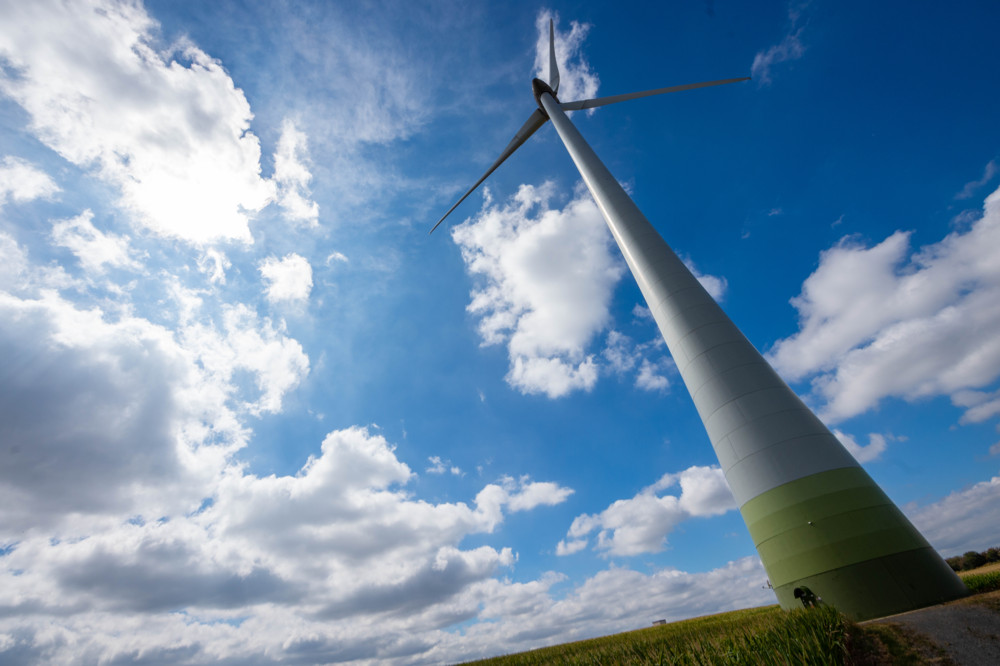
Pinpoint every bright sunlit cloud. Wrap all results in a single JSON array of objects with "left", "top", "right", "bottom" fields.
[
  {"left": 259, "top": 253, "right": 314, "bottom": 305},
  {"left": 0, "top": 0, "right": 274, "bottom": 243},
  {"left": 559, "top": 466, "right": 735, "bottom": 557},
  {"left": 453, "top": 183, "right": 624, "bottom": 398},
  {"left": 273, "top": 119, "right": 320, "bottom": 228},
  {"left": 770, "top": 182, "right": 1000, "bottom": 427},
  {"left": 0, "top": 155, "right": 59, "bottom": 207},
  {"left": 51, "top": 210, "right": 141, "bottom": 274}
]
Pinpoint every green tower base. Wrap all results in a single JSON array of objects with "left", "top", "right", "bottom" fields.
[
  {"left": 741, "top": 467, "right": 968, "bottom": 621},
  {"left": 773, "top": 546, "right": 968, "bottom": 621}
]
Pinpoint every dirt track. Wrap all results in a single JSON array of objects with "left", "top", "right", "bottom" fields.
[{"left": 866, "top": 591, "right": 1000, "bottom": 665}]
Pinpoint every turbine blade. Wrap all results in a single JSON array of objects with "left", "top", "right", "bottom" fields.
[
  {"left": 429, "top": 109, "right": 549, "bottom": 235},
  {"left": 560, "top": 76, "right": 750, "bottom": 111},
  {"left": 549, "top": 18, "right": 560, "bottom": 94}
]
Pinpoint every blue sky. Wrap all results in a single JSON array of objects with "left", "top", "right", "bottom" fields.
[{"left": 1, "top": 0, "right": 999, "bottom": 662}]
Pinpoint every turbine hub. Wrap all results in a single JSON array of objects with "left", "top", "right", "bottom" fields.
[{"left": 531, "top": 78, "right": 556, "bottom": 113}]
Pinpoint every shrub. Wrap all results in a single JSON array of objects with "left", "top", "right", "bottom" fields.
[{"left": 963, "top": 550, "right": 988, "bottom": 570}]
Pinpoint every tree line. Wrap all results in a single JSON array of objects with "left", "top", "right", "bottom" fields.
[{"left": 945, "top": 546, "right": 999, "bottom": 572}]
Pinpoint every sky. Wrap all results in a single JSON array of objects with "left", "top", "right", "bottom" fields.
[{"left": 1, "top": 0, "right": 999, "bottom": 663}]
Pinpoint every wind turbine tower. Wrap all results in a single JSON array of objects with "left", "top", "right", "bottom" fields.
[{"left": 433, "top": 20, "right": 966, "bottom": 621}]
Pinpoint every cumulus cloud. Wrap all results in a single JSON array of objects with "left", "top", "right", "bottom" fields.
[
  {"left": 0, "top": 155, "right": 59, "bottom": 207},
  {"left": 770, "top": 183, "right": 1000, "bottom": 424},
  {"left": 502, "top": 476, "right": 575, "bottom": 512},
  {"left": 0, "top": 257, "right": 311, "bottom": 534},
  {"left": 751, "top": 4, "right": 807, "bottom": 85},
  {"left": 259, "top": 253, "right": 313, "bottom": 305},
  {"left": 0, "top": 418, "right": 587, "bottom": 664},
  {"left": 0, "top": 541, "right": 773, "bottom": 665},
  {"left": 0, "top": 290, "right": 238, "bottom": 534},
  {"left": 636, "top": 358, "right": 670, "bottom": 392},
  {"left": 452, "top": 183, "right": 624, "bottom": 398},
  {"left": 533, "top": 11, "right": 600, "bottom": 107},
  {"left": 180, "top": 303, "right": 310, "bottom": 414},
  {"left": 555, "top": 538, "right": 588, "bottom": 556},
  {"left": 907, "top": 474, "right": 1000, "bottom": 555},
  {"left": 833, "top": 430, "right": 889, "bottom": 464},
  {"left": 0, "top": 0, "right": 274, "bottom": 243},
  {"left": 559, "top": 466, "right": 735, "bottom": 557},
  {"left": 51, "top": 210, "right": 141, "bottom": 273},
  {"left": 273, "top": 119, "right": 320, "bottom": 227}
]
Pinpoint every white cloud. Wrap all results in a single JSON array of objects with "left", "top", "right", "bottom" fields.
[
  {"left": 0, "top": 0, "right": 274, "bottom": 243},
  {"left": 636, "top": 358, "right": 670, "bottom": 392},
  {"left": 507, "top": 355, "right": 599, "bottom": 399},
  {"left": 0, "top": 233, "right": 76, "bottom": 296},
  {"left": 273, "top": 119, "right": 320, "bottom": 227},
  {"left": 956, "top": 159, "right": 997, "bottom": 200},
  {"left": 452, "top": 183, "right": 624, "bottom": 398},
  {"left": 907, "top": 474, "right": 1000, "bottom": 555},
  {"left": 427, "top": 456, "right": 462, "bottom": 476},
  {"left": 533, "top": 11, "right": 600, "bottom": 107},
  {"left": 832, "top": 430, "right": 888, "bottom": 464},
  {"left": 0, "top": 232, "right": 31, "bottom": 290},
  {"left": 561, "top": 466, "right": 735, "bottom": 557},
  {"left": 181, "top": 303, "right": 310, "bottom": 415},
  {"left": 0, "top": 155, "right": 59, "bottom": 207},
  {"left": 0, "top": 542, "right": 773, "bottom": 664},
  {"left": 555, "top": 538, "right": 588, "bottom": 556},
  {"left": 259, "top": 253, "right": 313, "bottom": 304},
  {"left": 770, "top": 184, "right": 1000, "bottom": 424},
  {"left": 751, "top": 5, "right": 807, "bottom": 85},
  {"left": 603, "top": 330, "right": 638, "bottom": 375},
  {"left": 503, "top": 476, "right": 575, "bottom": 512},
  {"left": 198, "top": 247, "right": 232, "bottom": 284},
  {"left": 632, "top": 304, "right": 652, "bottom": 320},
  {"left": 51, "top": 210, "right": 141, "bottom": 273}
]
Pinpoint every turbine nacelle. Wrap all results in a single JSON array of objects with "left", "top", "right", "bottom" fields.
[{"left": 531, "top": 77, "right": 557, "bottom": 112}]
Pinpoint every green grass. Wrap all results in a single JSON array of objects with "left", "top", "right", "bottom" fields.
[
  {"left": 462, "top": 605, "right": 857, "bottom": 665},
  {"left": 959, "top": 569, "right": 1000, "bottom": 594}
]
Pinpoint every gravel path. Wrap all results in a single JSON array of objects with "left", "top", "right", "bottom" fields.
[{"left": 868, "top": 592, "right": 1000, "bottom": 665}]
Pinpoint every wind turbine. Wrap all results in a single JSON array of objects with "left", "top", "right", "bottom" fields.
[{"left": 433, "top": 19, "right": 966, "bottom": 621}]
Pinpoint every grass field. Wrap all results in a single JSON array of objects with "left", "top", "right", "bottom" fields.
[
  {"left": 462, "top": 605, "right": 856, "bottom": 665},
  {"left": 958, "top": 563, "right": 1000, "bottom": 594},
  {"left": 461, "top": 572, "right": 1000, "bottom": 665},
  {"left": 959, "top": 561, "right": 1000, "bottom": 575}
]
